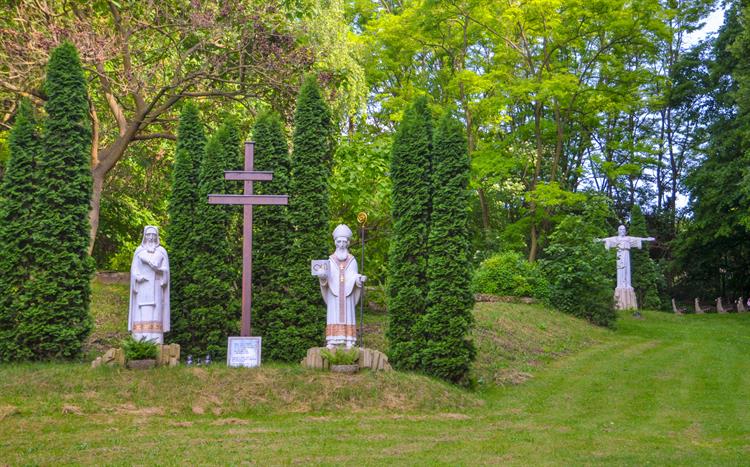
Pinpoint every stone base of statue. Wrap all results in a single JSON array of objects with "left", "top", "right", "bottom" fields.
[
  {"left": 614, "top": 287, "right": 638, "bottom": 310},
  {"left": 300, "top": 347, "right": 392, "bottom": 371}
]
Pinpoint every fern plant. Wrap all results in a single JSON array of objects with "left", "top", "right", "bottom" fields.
[
  {"left": 122, "top": 336, "right": 158, "bottom": 361},
  {"left": 320, "top": 347, "right": 360, "bottom": 365}
]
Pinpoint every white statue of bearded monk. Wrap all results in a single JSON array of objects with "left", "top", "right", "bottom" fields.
[
  {"left": 315, "top": 224, "right": 366, "bottom": 349},
  {"left": 128, "top": 225, "right": 170, "bottom": 344}
]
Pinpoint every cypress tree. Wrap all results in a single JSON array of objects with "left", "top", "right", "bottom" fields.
[
  {"left": 16, "top": 42, "right": 93, "bottom": 359},
  {"left": 250, "top": 112, "right": 293, "bottom": 360},
  {"left": 386, "top": 96, "right": 433, "bottom": 370},
  {"left": 630, "top": 205, "right": 662, "bottom": 309},
  {"left": 186, "top": 121, "right": 241, "bottom": 358},
  {"left": 281, "top": 76, "right": 335, "bottom": 361},
  {"left": 415, "top": 113, "right": 475, "bottom": 383},
  {"left": 0, "top": 99, "right": 40, "bottom": 361},
  {"left": 166, "top": 104, "right": 206, "bottom": 348}
]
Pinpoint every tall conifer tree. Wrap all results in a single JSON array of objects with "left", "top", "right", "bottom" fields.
[
  {"left": 386, "top": 96, "right": 433, "bottom": 370},
  {"left": 0, "top": 99, "right": 40, "bottom": 361},
  {"left": 251, "top": 112, "right": 292, "bottom": 360},
  {"left": 186, "top": 121, "right": 241, "bottom": 358},
  {"left": 166, "top": 104, "right": 205, "bottom": 348},
  {"left": 415, "top": 113, "right": 475, "bottom": 383},
  {"left": 17, "top": 42, "right": 93, "bottom": 359},
  {"left": 282, "top": 76, "right": 335, "bottom": 361}
]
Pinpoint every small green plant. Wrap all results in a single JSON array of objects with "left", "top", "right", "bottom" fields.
[
  {"left": 472, "top": 251, "right": 550, "bottom": 300},
  {"left": 320, "top": 347, "right": 360, "bottom": 365},
  {"left": 122, "top": 336, "right": 158, "bottom": 361}
]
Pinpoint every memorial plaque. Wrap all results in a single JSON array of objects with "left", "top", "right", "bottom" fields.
[{"left": 227, "top": 336, "right": 262, "bottom": 368}]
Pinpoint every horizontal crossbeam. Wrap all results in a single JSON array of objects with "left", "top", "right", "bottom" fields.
[
  {"left": 224, "top": 171, "right": 273, "bottom": 181},
  {"left": 208, "top": 194, "right": 289, "bottom": 205}
]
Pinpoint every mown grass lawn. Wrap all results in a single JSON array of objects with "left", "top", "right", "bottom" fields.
[{"left": 1, "top": 293, "right": 749, "bottom": 464}]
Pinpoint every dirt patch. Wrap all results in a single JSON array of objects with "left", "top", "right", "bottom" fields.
[
  {"left": 0, "top": 404, "right": 20, "bottom": 420},
  {"left": 62, "top": 404, "right": 83, "bottom": 415},
  {"left": 171, "top": 421, "right": 194, "bottom": 427},
  {"left": 496, "top": 369, "right": 534, "bottom": 385},
  {"left": 115, "top": 403, "right": 164, "bottom": 416},
  {"left": 211, "top": 418, "right": 249, "bottom": 426},
  {"left": 683, "top": 421, "right": 703, "bottom": 442},
  {"left": 304, "top": 416, "right": 334, "bottom": 422}
]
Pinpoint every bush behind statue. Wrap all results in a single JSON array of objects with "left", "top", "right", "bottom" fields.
[
  {"left": 472, "top": 251, "right": 550, "bottom": 300},
  {"left": 541, "top": 215, "right": 616, "bottom": 327}
]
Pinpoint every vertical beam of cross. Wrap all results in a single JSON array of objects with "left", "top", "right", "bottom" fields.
[
  {"left": 208, "top": 142, "right": 288, "bottom": 337},
  {"left": 241, "top": 142, "right": 254, "bottom": 337}
]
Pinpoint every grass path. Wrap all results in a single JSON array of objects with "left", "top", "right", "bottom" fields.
[{"left": 1, "top": 311, "right": 749, "bottom": 465}]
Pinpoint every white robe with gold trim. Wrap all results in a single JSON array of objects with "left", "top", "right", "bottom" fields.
[{"left": 319, "top": 253, "right": 362, "bottom": 347}]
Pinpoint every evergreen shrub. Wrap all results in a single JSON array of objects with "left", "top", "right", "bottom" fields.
[
  {"left": 472, "top": 251, "right": 550, "bottom": 300},
  {"left": 15, "top": 42, "right": 94, "bottom": 359},
  {"left": 0, "top": 99, "right": 39, "bottom": 361},
  {"left": 415, "top": 113, "right": 475, "bottom": 384},
  {"left": 386, "top": 96, "right": 433, "bottom": 370},
  {"left": 279, "top": 75, "right": 335, "bottom": 361},
  {"left": 166, "top": 104, "right": 206, "bottom": 349},
  {"left": 251, "top": 112, "right": 292, "bottom": 360},
  {"left": 187, "top": 121, "right": 241, "bottom": 358}
]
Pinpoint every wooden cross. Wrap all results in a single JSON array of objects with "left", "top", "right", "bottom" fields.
[{"left": 208, "top": 142, "right": 288, "bottom": 337}]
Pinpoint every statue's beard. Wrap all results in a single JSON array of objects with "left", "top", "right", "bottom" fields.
[
  {"left": 335, "top": 247, "right": 348, "bottom": 260},
  {"left": 146, "top": 241, "right": 157, "bottom": 253}
]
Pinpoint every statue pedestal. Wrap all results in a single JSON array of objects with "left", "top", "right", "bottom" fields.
[{"left": 614, "top": 287, "right": 638, "bottom": 310}]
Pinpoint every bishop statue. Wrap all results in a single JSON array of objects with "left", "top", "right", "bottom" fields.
[{"left": 313, "top": 224, "right": 366, "bottom": 349}]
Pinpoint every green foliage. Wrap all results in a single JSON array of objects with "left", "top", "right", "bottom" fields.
[
  {"left": 166, "top": 104, "right": 206, "bottom": 349},
  {"left": 629, "top": 205, "right": 663, "bottom": 309},
  {"left": 320, "top": 347, "right": 360, "bottom": 365},
  {"left": 280, "top": 76, "right": 335, "bottom": 361},
  {"left": 386, "top": 96, "right": 432, "bottom": 370},
  {"left": 93, "top": 140, "right": 172, "bottom": 271},
  {"left": 121, "top": 336, "right": 158, "bottom": 361},
  {"left": 672, "top": 4, "right": 750, "bottom": 300},
  {"left": 250, "top": 112, "right": 292, "bottom": 360},
  {"left": 186, "top": 120, "right": 242, "bottom": 359},
  {"left": 541, "top": 207, "right": 616, "bottom": 327},
  {"left": 329, "top": 135, "right": 391, "bottom": 284},
  {"left": 415, "top": 113, "right": 475, "bottom": 384},
  {"left": 472, "top": 251, "right": 550, "bottom": 300},
  {"left": 14, "top": 42, "right": 94, "bottom": 360},
  {"left": 0, "top": 99, "right": 40, "bottom": 361}
]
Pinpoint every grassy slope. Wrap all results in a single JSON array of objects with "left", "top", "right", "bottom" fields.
[{"left": 1, "top": 282, "right": 749, "bottom": 464}]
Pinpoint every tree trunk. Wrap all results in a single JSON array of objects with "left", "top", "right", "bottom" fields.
[
  {"left": 528, "top": 100, "right": 543, "bottom": 263},
  {"left": 88, "top": 171, "right": 104, "bottom": 255}
]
